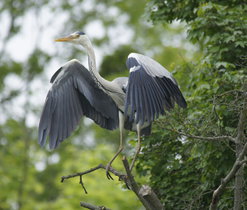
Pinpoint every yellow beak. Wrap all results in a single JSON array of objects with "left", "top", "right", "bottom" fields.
[{"left": 54, "top": 35, "right": 75, "bottom": 42}]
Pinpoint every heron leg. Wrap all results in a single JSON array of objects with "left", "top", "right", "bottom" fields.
[
  {"left": 130, "top": 123, "right": 141, "bottom": 171},
  {"left": 106, "top": 112, "right": 124, "bottom": 180}
]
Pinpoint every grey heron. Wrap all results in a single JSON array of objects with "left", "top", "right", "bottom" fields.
[{"left": 38, "top": 31, "right": 187, "bottom": 178}]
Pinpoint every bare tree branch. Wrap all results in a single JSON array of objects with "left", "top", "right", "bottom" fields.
[
  {"left": 139, "top": 185, "right": 164, "bottom": 210},
  {"left": 79, "top": 175, "right": 88, "bottom": 194},
  {"left": 61, "top": 163, "right": 126, "bottom": 183},
  {"left": 239, "top": 159, "right": 247, "bottom": 166},
  {"left": 61, "top": 159, "right": 164, "bottom": 210},
  {"left": 122, "top": 157, "right": 164, "bottom": 210},
  {"left": 168, "top": 128, "right": 236, "bottom": 143},
  {"left": 209, "top": 141, "right": 247, "bottom": 210}
]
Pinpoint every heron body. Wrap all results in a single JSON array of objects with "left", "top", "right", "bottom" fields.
[{"left": 39, "top": 31, "right": 187, "bottom": 175}]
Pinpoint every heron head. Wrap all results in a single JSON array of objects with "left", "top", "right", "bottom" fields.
[{"left": 55, "top": 31, "right": 87, "bottom": 45}]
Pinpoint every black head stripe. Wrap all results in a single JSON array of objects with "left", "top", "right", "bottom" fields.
[{"left": 76, "top": 31, "right": 85, "bottom": 35}]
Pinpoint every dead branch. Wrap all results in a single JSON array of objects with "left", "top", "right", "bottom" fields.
[
  {"left": 61, "top": 163, "right": 126, "bottom": 184},
  {"left": 168, "top": 128, "right": 236, "bottom": 143},
  {"left": 139, "top": 185, "right": 164, "bottom": 210},
  {"left": 61, "top": 159, "right": 164, "bottom": 210},
  {"left": 122, "top": 157, "right": 164, "bottom": 210}
]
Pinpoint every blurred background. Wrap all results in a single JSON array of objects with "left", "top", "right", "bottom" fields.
[{"left": 0, "top": 0, "right": 194, "bottom": 209}]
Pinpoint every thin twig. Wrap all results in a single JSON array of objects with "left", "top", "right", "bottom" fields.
[
  {"left": 61, "top": 164, "right": 126, "bottom": 184},
  {"left": 168, "top": 128, "right": 236, "bottom": 143},
  {"left": 80, "top": 175, "right": 88, "bottom": 194},
  {"left": 61, "top": 163, "right": 127, "bottom": 196},
  {"left": 215, "top": 89, "right": 244, "bottom": 98}
]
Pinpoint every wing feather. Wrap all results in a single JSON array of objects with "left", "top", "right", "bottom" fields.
[
  {"left": 125, "top": 53, "right": 187, "bottom": 125},
  {"left": 140, "top": 86, "right": 149, "bottom": 123},
  {"left": 147, "top": 80, "right": 163, "bottom": 117},
  {"left": 143, "top": 85, "right": 154, "bottom": 122},
  {"left": 39, "top": 60, "right": 119, "bottom": 149},
  {"left": 66, "top": 84, "right": 73, "bottom": 135},
  {"left": 135, "top": 85, "right": 141, "bottom": 123},
  {"left": 61, "top": 85, "right": 68, "bottom": 140}
]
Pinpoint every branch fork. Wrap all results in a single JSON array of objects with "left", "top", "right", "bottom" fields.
[{"left": 61, "top": 157, "right": 163, "bottom": 210}]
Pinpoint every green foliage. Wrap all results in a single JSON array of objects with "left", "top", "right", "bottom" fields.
[
  {"left": 0, "top": 118, "right": 142, "bottom": 209},
  {"left": 138, "top": 118, "right": 236, "bottom": 209},
  {"left": 0, "top": 61, "right": 22, "bottom": 91},
  {"left": 136, "top": 0, "right": 247, "bottom": 209},
  {"left": 100, "top": 45, "right": 135, "bottom": 80},
  {"left": 25, "top": 49, "right": 51, "bottom": 80},
  {"left": 148, "top": 0, "right": 247, "bottom": 69}
]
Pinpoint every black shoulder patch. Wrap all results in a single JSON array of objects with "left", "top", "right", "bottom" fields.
[
  {"left": 50, "top": 67, "right": 63, "bottom": 83},
  {"left": 126, "top": 56, "right": 139, "bottom": 69}
]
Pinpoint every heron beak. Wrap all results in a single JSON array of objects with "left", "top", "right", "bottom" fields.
[{"left": 54, "top": 35, "right": 76, "bottom": 42}]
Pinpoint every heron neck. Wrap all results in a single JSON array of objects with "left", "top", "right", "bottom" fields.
[
  {"left": 83, "top": 40, "right": 109, "bottom": 87},
  {"left": 85, "top": 42, "right": 96, "bottom": 74}
]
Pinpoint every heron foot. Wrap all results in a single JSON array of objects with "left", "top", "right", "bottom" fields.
[{"left": 105, "top": 163, "right": 114, "bottom": 180}]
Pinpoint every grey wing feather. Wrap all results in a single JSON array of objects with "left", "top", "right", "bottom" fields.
[
  {"left": 124, "top": 53, "right": 187, "bottom": 125},
  {"left": 39, "top": 60, "right": 119, "bottom": 149}
]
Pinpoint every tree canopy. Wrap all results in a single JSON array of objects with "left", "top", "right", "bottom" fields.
[{"left": 137, "top": 0, "right": 247, "bottom": 209}]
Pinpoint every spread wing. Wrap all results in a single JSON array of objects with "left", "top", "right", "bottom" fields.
[
  {"left": 39, "top": 59, "right": 119, "bottom": 149},
  {"left": 124, "top": 53, "right": 187, "bottom": 125}
]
